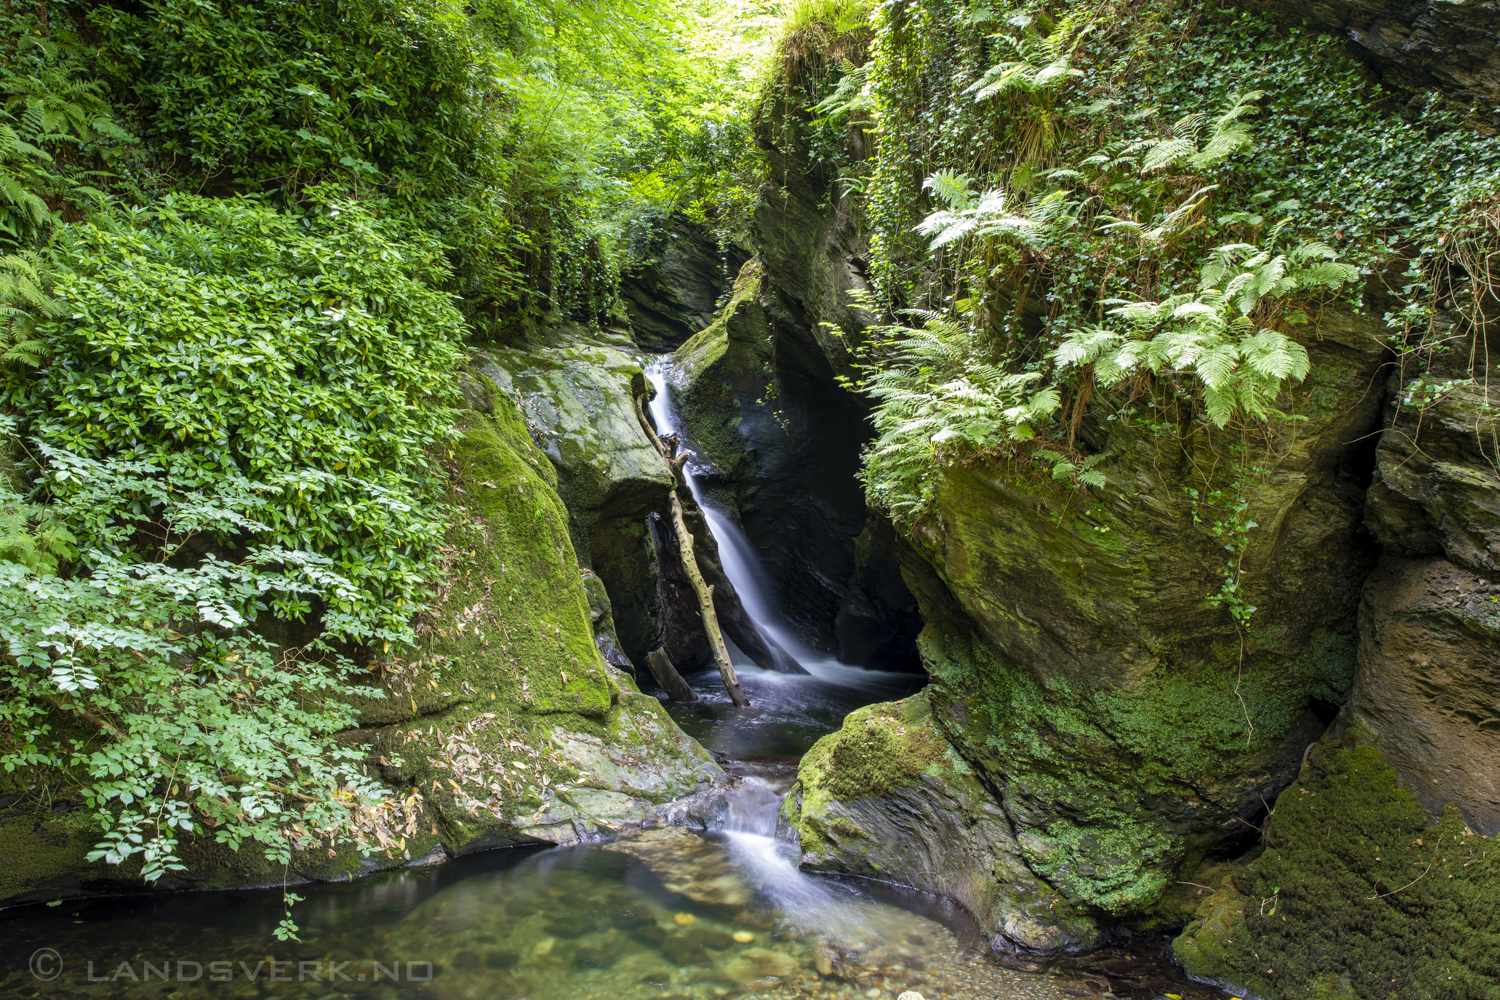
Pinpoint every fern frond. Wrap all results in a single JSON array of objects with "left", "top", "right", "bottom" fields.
[{"left": 923, "top": 170, "right": 976, "bottom": 210}]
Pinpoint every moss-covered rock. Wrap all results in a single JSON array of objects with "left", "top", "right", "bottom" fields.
[
  {"left": 360, "top": 399, "right": 726, "bottom": 853},
  {"left": 472, "top": 330, "right": 676, "bottom": 665},
  {"left": 789, "top": 691, "right": 1100, "bottom": 959},
  {"left": 890, "top": 313, "right": 1388, "bottom": 919},
  {"left": 1172, "top": 733, "right": 1500, "bottom": 999}
]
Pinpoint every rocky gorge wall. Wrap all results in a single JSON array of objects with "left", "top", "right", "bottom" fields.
[{"left": 714, "top": 0, "right": 1500, "bottom": 993}]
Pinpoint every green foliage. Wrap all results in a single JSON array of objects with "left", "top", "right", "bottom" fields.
[
  {"left": 0, "top": 465, "right": 396, "bottom": 886},
  {"left": 79, "top": 0, "right": 765, "bottom": 325},
  {"left": 21, "top": 193, "right": 464, "bottom": 637},
  {"left": 966, "top": 11, "right": 1088, "bottom": 168},
  {"left": 0, "top": 3, "right": 136, "bottom": 374},
  {"left": 759, "top": 0, "right": 877, "bottom": 191},
  {"left": 849, "top": 0, "right": 1499, "bottom": 523},
  {"left": 0, "top": 250, "right": 59, "bottom": 368},
  {"left": 1132, "top": 89, "right": 1262, "bottom": 175},
  {"left": 855, "top": 314, "right": 1060, "bottom": 519},
  {"left": 1034, "top": 448, "right": 1107, "bottom": 487},
  {"left": 1, "top": 193, "right": 463, "bottom": 885},
  {"left": 1055, "top": 224, "right": 1355, "bottom": 428},
  {"left": 0, "top": 18, "right": 134, "bottom": 249},
  {"left": 0, "top": 449, "right": 75, "bottom": 575}
]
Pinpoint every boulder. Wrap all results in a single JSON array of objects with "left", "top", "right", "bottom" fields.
[{"left": 787, "top": 692, "right": 1100, "bottom": 960}]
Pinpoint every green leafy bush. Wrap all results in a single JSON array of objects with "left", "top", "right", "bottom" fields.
[
  {"left": 1, "top": 23, "right": 133, "bottom": 248},
  {"left": 1, "top": 193, "right": 462, "bottom": 891},
  {"left": 22, "top": 192, "right": 464, "bottom": 636},
  {"left": 0, "top": 4, "right": 136, "bottom": 367},
  {"left": 849, "top": 0, "right": 1500, "bottom": 522}
]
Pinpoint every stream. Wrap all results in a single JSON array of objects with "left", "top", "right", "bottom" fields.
[{"left": 0, "top": 368, "right": 1227, "bottom": 1000}]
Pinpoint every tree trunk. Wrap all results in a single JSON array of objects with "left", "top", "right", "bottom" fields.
[
  {"left": 645, "top": 647, "right": 699, "bottom": 703},
  {"left": 634, "top": 388, "right": 751, "bottom": 708},
  {"left": 668, "top": 491, "right": 750, "bottom": 708}
]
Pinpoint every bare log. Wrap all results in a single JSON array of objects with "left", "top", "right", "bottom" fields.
[
  {"left": 633, "top": 393, "right": 669, "bottom": 462},
  {"left": 636, "top": 387, "right": 752, "bottom": 708},
  {"left": 645, "top": 647, "right": 699, "bottom": 703},
  {"left": 669, "top": 490, "right": 750, "bottom": 708}
]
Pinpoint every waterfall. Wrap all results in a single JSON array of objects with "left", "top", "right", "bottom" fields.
[{"left": 643, "top": 361, "right": 811, "bottom": 670}]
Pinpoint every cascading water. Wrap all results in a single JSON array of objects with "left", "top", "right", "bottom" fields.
[
  {"left": 644, "top": 358, "right": 928, "bottom": 758},
  {"left": 718, "top": 775, "right": 941, "bottom": 964},
  {"left": 643, "top": 360, "right": 812, "bottom": 668}
]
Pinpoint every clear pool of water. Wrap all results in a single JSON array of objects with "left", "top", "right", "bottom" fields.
[
  {"left": 0, "top": 663, "right": 1226, "bottom": 1000},
  {"left": 0, "top": 799, "right": 1019, "bottom": 1000}
]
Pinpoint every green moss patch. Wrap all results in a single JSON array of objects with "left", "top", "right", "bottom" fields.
[
  {"left": 798, "top": 692, "right": 950, "bottom": 809},
  {"left": 1173, "top": 737, "right": 1500, "bottom": 999}
]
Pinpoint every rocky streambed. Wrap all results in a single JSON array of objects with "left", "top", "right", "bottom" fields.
[{"left": 0, "top": 666, "right": 1222, "bottom": 1000}]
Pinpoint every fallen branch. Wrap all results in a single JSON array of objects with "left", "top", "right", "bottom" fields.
[
  {"left": 669, "top": 491, "right": 749, "bottom": 708},
  {"left": 645, "top": 647, "right": 699, "bottom": 703},
  {"left": 635, "top": 388, "right": 750, "bottom": 709}
]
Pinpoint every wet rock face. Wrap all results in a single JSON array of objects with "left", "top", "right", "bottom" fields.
[
  {"left": 1349, "top": 557, "right": 1500, "bottom": 834},
  {"left": 788, "top": 692, "right": 1101, "bottom": 960},
  {"left": 673, "top": 262, "right": 914, "bottom": 657},
  {"left": 1235, "top": 0, "right": 1500, "bottom": 109},
  {"left": 1367, "top": 372, "right": 1500, "bottom": 573},
  {"left": 619, "top": 214, "right": 749, "bottom": 353},
  {"left": 753, "top": 100, "right": 876, "bottom": 384},
  {"left": 835, "top": 514, "right": 925, "bottom": 672}
]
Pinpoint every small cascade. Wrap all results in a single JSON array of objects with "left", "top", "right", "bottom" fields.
[
  {"left": 721, "top": 776, "right": 839, "bottom": 923},
  {"left": 723, "top": 774, "right": 786, "bottom": 838},
  {"left": 720, "top": 775, "right": 919, "bottom": 957},
  {"left": 644, "top": 360, "right": 810, "bottom": 670}
]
